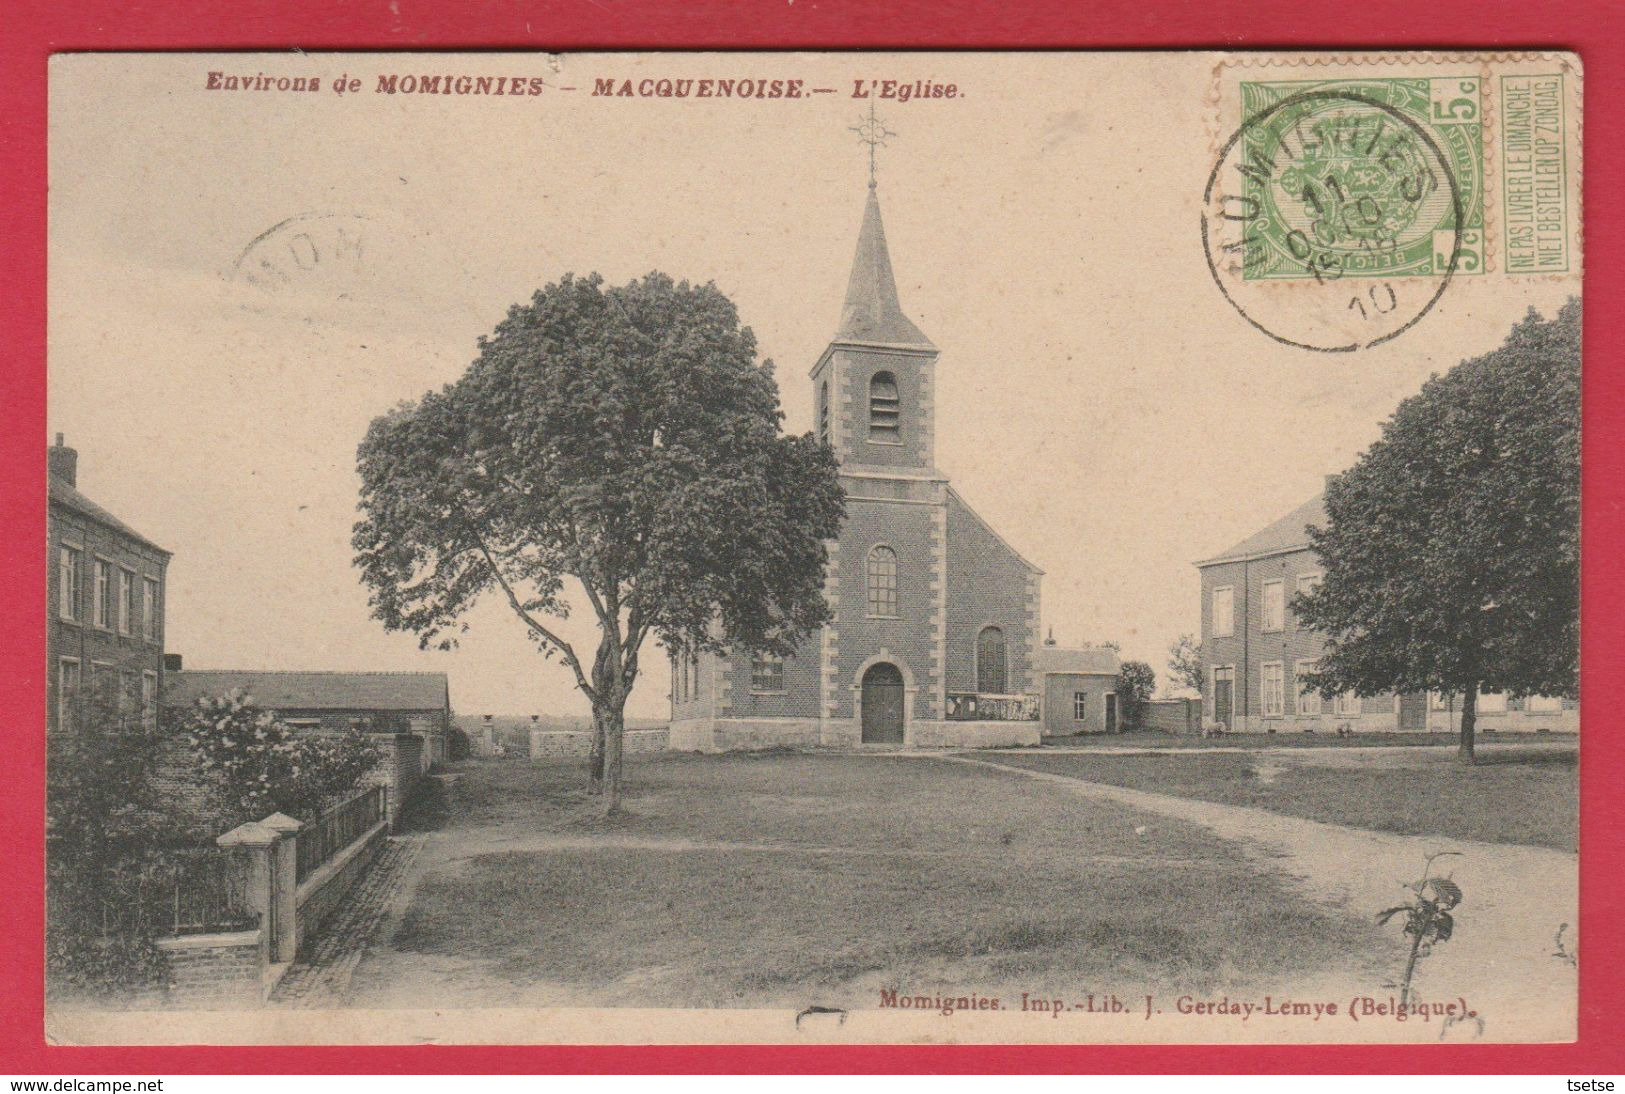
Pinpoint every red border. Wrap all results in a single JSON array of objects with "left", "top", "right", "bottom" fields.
[{"left": 3, "top": 0, "right": 1620, "bottom": 1075}]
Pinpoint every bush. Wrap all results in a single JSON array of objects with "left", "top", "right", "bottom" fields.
[
  {"left": 1117, "top": 661, "right": 1157, "bottom": 731},
  {"left": 177, "top": 689, "right": 381, "bottom": 830}
]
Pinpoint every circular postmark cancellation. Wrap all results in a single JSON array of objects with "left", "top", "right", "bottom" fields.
[
  {"left": 230, "top": 212, "right": 372, "bottom": 297},
  {"left": 1202, "top": 81, "right": 1479, "bottom": 352}
]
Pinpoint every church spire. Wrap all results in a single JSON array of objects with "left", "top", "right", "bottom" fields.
[{"left": 834, "top": 183, "right": 934, "bottom": 348}]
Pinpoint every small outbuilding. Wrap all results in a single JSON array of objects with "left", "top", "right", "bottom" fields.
[{"left": 1036, "top": 644, "right": 1121, "bottom": 736}]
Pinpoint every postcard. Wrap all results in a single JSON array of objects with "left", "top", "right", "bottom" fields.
[{"left": 44, "top": 50, "right": 1581, "bottom": 1046}]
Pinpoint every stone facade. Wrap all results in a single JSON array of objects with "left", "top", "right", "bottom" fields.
[
  {"left": 1198, "top": 485, "right": 1579, "bottom": 734},
  {"left": 669, "top": 184, "right": 1042, "bottom": 752},
  {"left": 46, "top": 436, "right": 170, "bottom": 736}
]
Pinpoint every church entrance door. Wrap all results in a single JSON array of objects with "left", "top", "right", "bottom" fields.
[{"left": 861, "top": 663, "right": 906, "bottom": 744}]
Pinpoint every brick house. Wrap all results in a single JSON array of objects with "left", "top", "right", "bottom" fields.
[
  {"left": 1035, "top": 640, "right": 1122, "bottom": 737},
  {"left": 165, "top": 669, "right": 451, "bottom": 769},
  {"left": 1196, "top": 478, "right": 1579, "bottom": 734},
  {"left": 669, "top": 182, "right": 1043, "bottom": 751},
  {"left": 47, "top": 436, "right": 170, "bottom": 734}
]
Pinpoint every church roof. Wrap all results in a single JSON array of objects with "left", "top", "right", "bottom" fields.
[
  {"left": 1197, "top": 491, "right": 1328, "bottom": 566},
  {"left": 835, "top": 185, "right": 935, "bottom": 349}
]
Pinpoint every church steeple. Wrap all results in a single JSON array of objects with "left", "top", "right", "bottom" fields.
[{"left": 834, "top": 186, "right": 934, "bottom": 349}]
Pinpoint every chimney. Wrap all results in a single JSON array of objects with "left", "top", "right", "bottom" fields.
[
  {"left": 48, "top": 434, "right": 78, "bottom": 487},
  {"left": 163, "top": 653, "right": 183, "bottom": 671}
]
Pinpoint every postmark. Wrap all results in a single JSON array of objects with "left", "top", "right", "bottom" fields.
[
  {"left": 1235, "top": 77, "right": 1484, "bottom": 281},
  {"left": 230, "top": 211, "right": 371, "bottom": 295},
  {"left": 1201, "top": 87, "right": 1464, "bottom": 352}
]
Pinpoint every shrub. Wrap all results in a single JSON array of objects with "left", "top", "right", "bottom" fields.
[{"left": 177, "top": 689, "right": 382, "bottom": 830}]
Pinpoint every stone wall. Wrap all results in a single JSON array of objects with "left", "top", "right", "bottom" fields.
[
  {"left": 528, "top": 727, "right": 671, "bottom": 760},
  {"left": 908, "top": 720, "right": 1041, "bottom": 749},
  {"left": 295, "top": 819, "right": 387, "bottom": 946}
]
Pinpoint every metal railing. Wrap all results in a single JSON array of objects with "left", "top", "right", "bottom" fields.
[
  {"left": 945, "top": 692, "right": 1040, "bottom": 722},
  {"left": 295, "top": 784, "right": 386, "bottom": 884},
  {"left": 85, "top": 846, "right": 257, "bottom": 938}
]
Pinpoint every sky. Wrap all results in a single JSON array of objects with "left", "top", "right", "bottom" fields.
[{"left": 48, "top": 53, "right": 1580, "bottom": 718}]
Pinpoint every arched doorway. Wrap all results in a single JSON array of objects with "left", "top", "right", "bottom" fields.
[{"left": 860, "top": 662, "right": 905, "bottom": 744}]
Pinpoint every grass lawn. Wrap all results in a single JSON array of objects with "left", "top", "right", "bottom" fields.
[
  {"left": 982, "top": 746, "right": 1577, "bottom": 852},
  {"left": 1045, "top": 730, "right": 1578, "bottom": 751},
  {"left": 373, "top": 754, "right": 1387, "bottom": 1009}
]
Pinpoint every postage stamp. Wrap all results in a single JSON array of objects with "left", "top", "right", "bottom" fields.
[
  {"left": 45, "top": 50, "right": 1582, "bottom": 1048},
  {"left": 1233, "top": 77, "right": 1485, "bottom": 281}
]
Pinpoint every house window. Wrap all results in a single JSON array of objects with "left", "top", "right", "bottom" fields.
[
  {"left": 818, "top": 380, "right": 830, "bottom": 446},
  {"left": 1262, "top": 580, "right": 1284, "bottom": 632},
  {"left": 141, "top": 671, "right": 158, "bottom": 728},
  {"left": 976, "top": 626, "right": 1008, "bottom": 694},
  {"left": 117, "top": 569, "right": 134, "bottom": 634},
  {"left": 1478, "top": 688, "right": 1508, "bottom": 713},
  {"left": 1261, "top": 662, "right": 1285, "bottom": 718},
  {"left": 142, "top": 577, "right": 159, "bottom": 641},
  {"left": 1211, "top": 586, "right": 1234, "bottom": 637},
  {"left": 868, "top": 371, "right": 901, "bottom": 441},
  {"left": 1527, "top": 694, "right": 1564, "bottom": 713},
  {"left": 1073, "top": 691, "right": 1089, "bottom": 721},
  {"left": 866, "top": 546, "right": 898, "bottom": 617},
  {"left": 57, "top": 658, "right": 81, "bottom": 731},
  {"left": 93, "top": 559, "right": 112, "bottom": 628},
  {"left": 1295, "top": 660, "right": 1321, "bottom": 715},
  {"left": 1334, "top": 692, "right": 1361, "bottom": 717},
  {"left": 751, "top": 652, "right": 785, "bottom": 693},
  {"left": 57, "top": 546, "right": 82, "bottom": 621}
]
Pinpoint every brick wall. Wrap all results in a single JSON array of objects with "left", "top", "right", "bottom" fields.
[
  {"left": 295, "top": 820, "right": 386, "bottom": 945},
  {"left": 367, "top": 734, "right": 424, "bottom": 830},
  {"left": 945, "top": 490, "right": 1037, "bottom": 701},
  {"left": 1143, "top": 698, "right": 1201, "bottom": 735},
  {"left": 154, "top": 931, "right": 264, "bottom": 1009}
]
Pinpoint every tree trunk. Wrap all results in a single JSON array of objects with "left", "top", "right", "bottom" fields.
[
  {"left": 587, "top": 718, "right": 606, "bottom": 795},
  {"left": 594, "top": 700, "right": 626, "bottom": 815},
  {"left": 1457, "top": 683, "right": 1477, "bottom": 765}
]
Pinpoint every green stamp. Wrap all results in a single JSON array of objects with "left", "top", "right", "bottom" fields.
[{"left": 1237, "top": 77, "right": 1484, "bottom": 280}]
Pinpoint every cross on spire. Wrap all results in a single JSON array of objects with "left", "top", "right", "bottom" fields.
[{"left": 849, "top": 100, "right": 896, "bottom": 188}]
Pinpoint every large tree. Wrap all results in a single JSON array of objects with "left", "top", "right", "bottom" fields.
[
  {"left": 1297, "top": 299, "right": 1579, "bottom": 763},
  {"left": 1167, "top": 633, "right": 1204, "bottom": 696},
  {"left": 353, "top": 273, "right": 845, "bottom": 810}
]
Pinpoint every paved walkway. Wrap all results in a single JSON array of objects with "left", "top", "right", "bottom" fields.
[
  {"left": 945, "top": 753, "right": 1578, "bottom": 1041},
  {"left": 269, "top": 835, "right": 426, "bottom": 1008}
]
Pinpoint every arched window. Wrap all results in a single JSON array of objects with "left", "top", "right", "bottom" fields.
[
  {"left": 818, "top": 381, "right": 830, "bottom": 447},
  {"left": 868, "top": 371, "right": 900, "bottom": 440},
  {"left": 866, "top": 546, "right": 899, "bottom": 617},
  {"left": 976, "top": 626, "right": 1008, "bottom": 694}
]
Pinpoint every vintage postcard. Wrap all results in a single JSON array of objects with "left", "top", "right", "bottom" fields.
[{"left": 43, "top": 50, "right": 1581, "bottom": 1046}]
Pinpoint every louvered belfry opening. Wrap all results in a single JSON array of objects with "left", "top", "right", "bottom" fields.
[{"left": 869, "top": 371, "right": 901, "bottom": 439}]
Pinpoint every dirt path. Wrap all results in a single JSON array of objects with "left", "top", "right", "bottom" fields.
[{"left": 947, "top": 753, "right": 1578, "bottom": 1041}]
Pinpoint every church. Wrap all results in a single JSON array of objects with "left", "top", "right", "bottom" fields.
[{"left": 668, "top": 177, "right": 1045, "bottom": 751}]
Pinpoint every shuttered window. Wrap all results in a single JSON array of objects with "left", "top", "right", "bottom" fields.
[{"left": 868, "top": 372, "right": 900, "bottom": 440}]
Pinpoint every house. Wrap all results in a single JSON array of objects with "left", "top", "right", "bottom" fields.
[
  {"left": 1035, "top": 639, "right": 1122, "bottom": 736},
  {"left": 166, "top": 668, "right": 452, "bottom": 769},
  {"left": 47, "top": 435, "right": 170, "bottom": 734},
  {"left": 1196, "top": 477, "right": 1579, "bottom": 734},
  {"left": 669, "top": 180, "right": 1043, "bottom": 751}
]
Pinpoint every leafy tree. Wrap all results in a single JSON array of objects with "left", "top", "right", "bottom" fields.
[
  {"left": 1297, "top": 300, "right": 1579, "bottom": 763},
  {"left": 352, "top": 273, "right": 845, "bottom": 811},
  {"left": 1116, "top": 660, "right": 1156, "bottom": 730},
  {"left": 1167, "top": 633, "right": 1204, "bottom": 696}
]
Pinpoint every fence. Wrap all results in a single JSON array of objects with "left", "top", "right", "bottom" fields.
[
  {"left": 295, "top": 784, "right": 387, "bottom": 884},
  {"left": 95, "top": 845, "right": 257, "bottom": 939},
  {"left": 946, "top": 692, "right": 1040, "bottom": 722}
]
